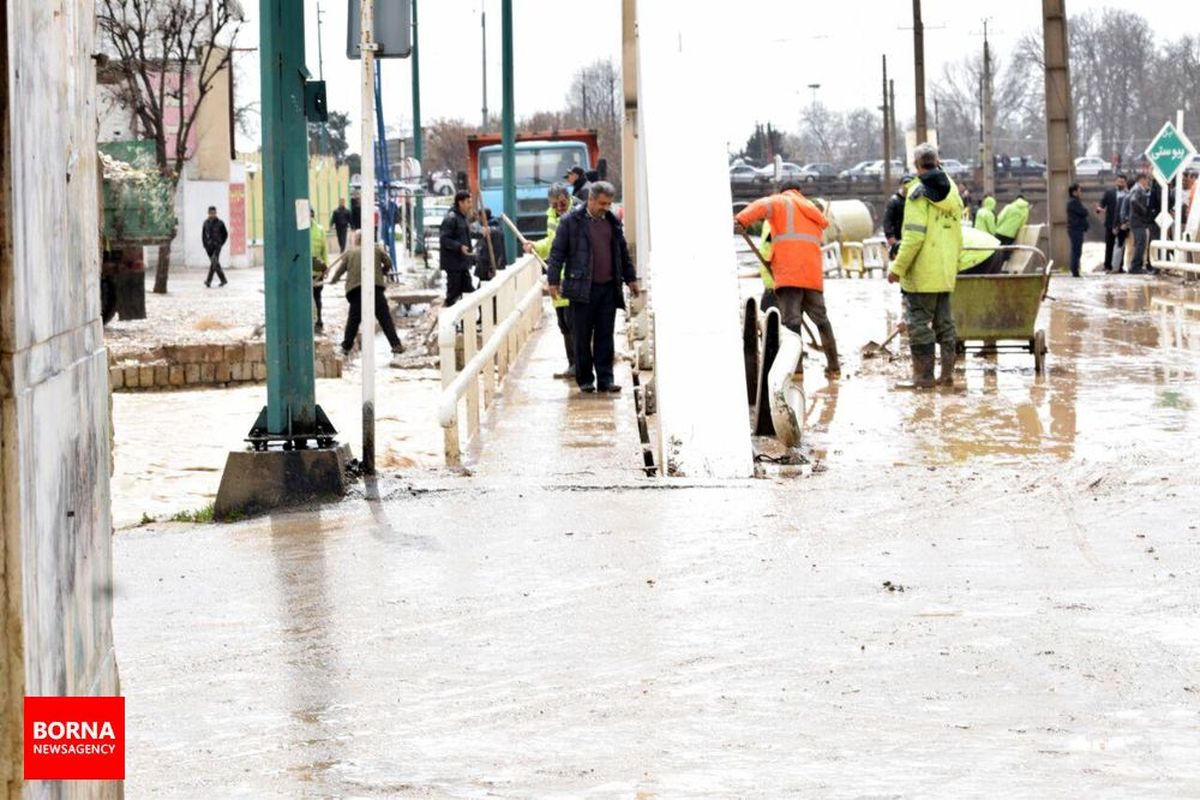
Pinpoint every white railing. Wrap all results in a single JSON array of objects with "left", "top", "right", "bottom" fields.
[
  {"left": 438, "top": 254, "right": 544, "bottom": 465},
  {"left": 1151, "top": 239, "right": 1200, "bottom": 275}
]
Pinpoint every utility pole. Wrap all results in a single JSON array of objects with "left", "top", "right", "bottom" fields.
[
  {"left": 912, "top": 0, "right": 927, "bottom": 143},
  {"left": 882, "top": 54, "right": 892, "bottom": 188},
  {"left": 1042, "top": 0, "right": 1074, "bottom": 277},
  {"left": 359, "top": 0, "right": 378, "bottom": 473},
  {"left": 316, "top": 1, "right": 328, "bottom": 156},
  {"left": 889, "top": 79, "right": 896, "bottom": 162},
  {"left": 500, "top": 0, "right": 517, "bottom": 259},
  {"left": 981, "top": 19, "right": 995, "bottom": 197},
  {"left": 480, "top": 7, "right": 488, "bottom": 130},
  {"left": 411, "top": 0, "right": 424, "bottom": 254}
]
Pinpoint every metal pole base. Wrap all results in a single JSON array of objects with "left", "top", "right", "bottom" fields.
[{"left": 213, "top": 441, "right": 352, "bottom": 521}]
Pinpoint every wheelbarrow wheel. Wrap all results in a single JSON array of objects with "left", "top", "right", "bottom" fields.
[{"left": 1033, "top": 329, "right": 1047, "bottom": 374}]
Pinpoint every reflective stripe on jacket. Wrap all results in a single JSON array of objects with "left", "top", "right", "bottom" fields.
[
  {"left": 735, "top": 189, "right": 828, "bottom": 291},
  {"left": 534, "top": 205, "right": 569, "bottom": 308}
]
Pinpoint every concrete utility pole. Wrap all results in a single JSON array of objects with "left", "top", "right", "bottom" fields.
[
  {"left": 982, "top": 19, "right": 995, "bottom": 197},
  {"left": 890, "top": 78, "right": 896, "bottom": 159},
  {"left": 882, "top": 54, "right": 892, "bottom": 188},
  {"left": 480, "top": 8, "right": 488, "bottom": 129},
  {"left": 622, "top": 0, "right": 638, "bottom": 258},
  {"left": 1042, "top": 0, "right": 1074, "bottom": 275},
  {"left": 411, "top": 0, "right": 424, "bottom": 253},
  {"left": 500, "top": 0, "right": 516, "bottom": 258},
  {"left": 359, "top": 0, "right": 378, "bottom": 473},
  {"left": 912, "top": 0, "right": 927, "bottom": 142}
]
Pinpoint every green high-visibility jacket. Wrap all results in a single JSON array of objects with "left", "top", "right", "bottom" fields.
[
  {"left": 974, "top": 196, "right": 997, "bottom": 234},
  {"left": 960, "top": 226, "right": 999, "bottom": 272},
  {"left": 533, "top": 205, "right": 569, "bottom": 308},
  {"left": 889, "top": 173, "right": 964, "bottom": 294},
  {"left": 995, "top": 197, "right": 1030, "bottom": 238},
  {"left": 310, "top": 221, "right": 329, "bottom": 282}
]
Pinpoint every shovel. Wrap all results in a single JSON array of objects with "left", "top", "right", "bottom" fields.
[
  {"left": 739, "top": 231, "right": 823, "bottom": 353},
  {"left": 861, "top": 326, "right": 902, "bottom": 359}
]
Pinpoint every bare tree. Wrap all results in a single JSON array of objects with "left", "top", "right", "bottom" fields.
[
  {"left": 564, "top": 59, "right": 623, "bottom": 194},
  {"left": 97, "top": 0, "right": 242, "bottom": 293}
]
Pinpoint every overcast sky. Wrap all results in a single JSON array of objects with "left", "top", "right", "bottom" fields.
[{"left": 233, "top": 1, "right": 1183, "bottom": 159}]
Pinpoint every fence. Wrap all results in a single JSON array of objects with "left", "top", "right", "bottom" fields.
[{"left": 438, "top": 254, "right": 545, "bottom": 464}]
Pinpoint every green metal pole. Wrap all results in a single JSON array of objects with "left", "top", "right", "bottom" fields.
[
  {"left": 412, "top": 0, "right": 424, "bottom": 254},
  {"left": 501, "top": 0, "right": 516, "bottom": 258},
  {"left": 259, "top": 0, "right": 318, "bottom": 436}
]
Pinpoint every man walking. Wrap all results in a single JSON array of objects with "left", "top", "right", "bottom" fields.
[
  {"left": 330, "top": 198, "right": 352, "bottom": 253},
  {"left": 888, "top": 142, "right": 964, "bottom": 389},
  {"left": 1067, "top": 183, "right": 1090, "bottom": 277},
  {"left": 328, "top": 231, "right": 405, "bottom": 361},
  {"left": 526, "top": 184, "right": 575, "bottom": 378},
  {"left": 202, "top": 206, "right": 229, "bottom": 287},
  {"left": 734, "top": 180, "right": 840, "bottom": 378},
  {"left": 439, "top": 191, "right": 476, "bottom": 306},
  {"left": 1128, "top": 172, "right": 1154, "bottom": 274},
  {"left": 1096, "top": 174, "right": 1126, "bottom": 272},
  {"left": 546, "top": 182, "right": 640, "bottom": 394},
  {"left": 310, "top": 208, "right": 329, "bottom": 333}
]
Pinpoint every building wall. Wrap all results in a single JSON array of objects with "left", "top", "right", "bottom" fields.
[
  {"left": 189, "top": 47, "right": 232, "bottom": 183},
  {"left": 1, "top": 0, "right": 120, "bottom": 797}
]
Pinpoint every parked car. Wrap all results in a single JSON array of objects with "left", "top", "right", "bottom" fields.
[
  {"left": 799, "top": 162, "right": 838, "bottom": 182},
  {"left": 1074, "top": 156, "right": 1112, "bottom": 177},
  {"left": 729, "top": 163, "right": 762, "bottom": 185},
  {"left": 838, "top": 160, "right": 876, "bottom": 181},
  {"left": 940, "top": 158, "right": 971, "bottom": 179},
  {"left": 754, "top": 161, "right": 809, "bottom": 181},
  {"left": 862, "top": 159, "right": 905, "bottom": 179},
  {"left": 1002, "top": 156, "right": 1047, "bottom": 178}
]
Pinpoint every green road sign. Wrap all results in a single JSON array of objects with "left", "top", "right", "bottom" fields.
[{"left": 1144, "top": 121, "right": 1196, "bottom": 184}]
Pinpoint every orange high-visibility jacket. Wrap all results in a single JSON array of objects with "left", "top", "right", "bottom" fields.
[{"left": 736, "top": 189, "right": 829, "bottom": 291}]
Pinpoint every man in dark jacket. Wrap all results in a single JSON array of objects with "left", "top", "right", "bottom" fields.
[
  {"left": 330, "top": 198, "right": 352, "bottom": 253},
  {"left": 882, "top": 176, "right": 909, "bottom": 257},
  {"left": 439, "top": 191, "right": 475, "bottom": 306},
  {"left": 546, "top": 181, "right": 641, "bottom": 393},
  {"left": 1128, "top": 173, "right": 1154, "bottom": 274},
  {"left": 1095, "top": 174, "right": 1125, "bottom": 272},
  {"left": 1066, "top": 183, "right": 1090, "bottom": 277},
  {"left": 564, "top": 166, "right": 590, "bottom": 203},
  {"left": 202, "top": 206, "right": 229, "bottom": 287}
]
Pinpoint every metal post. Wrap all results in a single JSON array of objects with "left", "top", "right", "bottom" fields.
[
  {"left": 882, "top": 55, "right": 891, "bottom": 188},
  {"left": 258, "top": 0, "right": 319, "bottom": 438},
  {"left": 480, "top": 8, "right": 488, "bottom": 130},
  {"left": 982, "top": 20, "right": 995, "bottom": 197},
  {"left": 359, "top": 0, "right": 377, "bottom": 473},
  {"left": 1042, "top": 0, "right": 1074, "bottom": 277},
  {"left": 316, "top": 0, "right": 328, "bottom": 155},
  {"left": 500, "top": 0, "right": 516, "bottom": 259},
  {"left": 1175, "top": 109, "right": 1185, "bottom": 244},
  {"left": 912, "top": 0, "right": 927, "bottom": 142},
  {"left": 622, "top": 0, "right": 638, "bottom": 257},
  {"left": 412, "top": 0, "right": 425, "bottom": 254}
]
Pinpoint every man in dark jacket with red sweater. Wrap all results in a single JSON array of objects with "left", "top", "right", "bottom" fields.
[{"left": 546, "top": 182, "right": 640, "bottom": 394}]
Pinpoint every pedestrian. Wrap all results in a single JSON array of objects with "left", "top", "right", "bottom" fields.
[
  {"left": 546, "top": 181, "right": 640, "bottom": 394},
  {"left": 734, "top": 179, "right": 840, "bottom": 379},
  {"left": 328, "top": 231, "right": 405, "bottom": 360},
  {"left": 974, "top": 196, "right": 998, "bottom": 235},
  {"left": 887, "top": 142, "right": 964, "bottom": 389},
  {"left": 883, "top": 175, "right": 909, "bottom": 258},
  {"left": 994, "top": 194, "right": 1031, "bottom": 266},
  {"left": 1128, "top": 172, "right": 1154, "bottom": 274},
  {"left": 473, "top": 207, "right": 507, "bottom": 279},
  {"left": 1067, "top": 183, "right": 1090, "bottom": 277},
  {"left": 564, "top": 166, "right": 590, "bottom": 203},
  {"left": 960, "top": 186, "right": 973, "bottom": 224},
  {"left": 330, "top": 198, "right": 352, "bottom": 253},
  {"left": 959, "top": 226, "right": 1001, "bottom": 275},
  {"left": 525, "top": 183, "right": 576, "bottom": 379},
  {"left": 439, "top": 191, "right": 476, "bottom": 306},
  {"left": 202, "top": 205, "right": 229, "bottom": 287},
  {"left": 1184, "top": 168, "right": 1198, "bottom": 242},
  {"left": 1095, "top": 174, "right": 1126, "bottom": 272},
  {"left": 310, "top": 208, "right": 329, "bottom": 333}
]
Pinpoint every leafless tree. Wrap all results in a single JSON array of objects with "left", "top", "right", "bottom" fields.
[{"left": 96, "top": 0, "right": 243, "bottom": 293}]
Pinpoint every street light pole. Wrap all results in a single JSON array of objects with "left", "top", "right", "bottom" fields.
[
  {"left": 359, "top": 0, "right": 377, "bottom": 474},
  {"left": 912, "top": 0, "right": 928, "bottom": 142},
  {"left": 500, "top": 0, "right": 516, "bottom": 259},
  {"left": 807, "top": 83, "right": 820, "bottom": 114},
  {"left": 412, "top": 0, "right": 424, "bottom": 254}
]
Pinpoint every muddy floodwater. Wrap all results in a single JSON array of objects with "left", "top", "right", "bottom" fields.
[{"left": 112, "top": 271, "right": 1200, "bottom": 796}]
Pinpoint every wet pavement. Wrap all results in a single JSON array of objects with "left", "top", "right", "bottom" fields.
[{"left": 112, "top": 268, "right": 1200, "bottom": 796}]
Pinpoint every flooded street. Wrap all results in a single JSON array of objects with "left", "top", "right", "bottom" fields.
[{"left": 111, "top": 272, "right": 1200, "bottom": 796}]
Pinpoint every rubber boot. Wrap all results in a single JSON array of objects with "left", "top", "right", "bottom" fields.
[
  {"left": 938, "top": 340, "right": 956, "bottom": 386},
  {"left": 555, "top": 334, "right": 577, "bottom": 380},
  {"left": 897, "top": 346, "right": 936, "bottom": 390}
]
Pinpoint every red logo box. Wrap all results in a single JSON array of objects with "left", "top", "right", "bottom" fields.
[{"left": 24, "top": 696, "right": 125, "bottom": 781}]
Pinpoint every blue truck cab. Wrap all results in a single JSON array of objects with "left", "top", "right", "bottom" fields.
[{"left": 476, "top": 139, "right": 591, "bottom": 240}]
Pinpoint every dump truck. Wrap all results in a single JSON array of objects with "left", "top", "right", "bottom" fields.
[
  {"left": 99, "top": 141, "right": 177, "bottom": 323},
  {"left": 466, "top": 128, "right": 604, "bottom": 240}
]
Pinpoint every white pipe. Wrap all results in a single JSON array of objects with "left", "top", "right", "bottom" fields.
[
  {"left": 766, "top": 327, "right": 803, "bottom": 448},
  {"left": 359, "top": 0, "right": 376, "bottom": 472}
]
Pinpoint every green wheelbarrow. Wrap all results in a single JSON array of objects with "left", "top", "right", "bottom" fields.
[{"left": 952, "top": 245, "right": 1053, "bottom": 374}]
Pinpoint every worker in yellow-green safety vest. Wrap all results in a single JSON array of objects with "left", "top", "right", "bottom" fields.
[
  {"left": 310, "top": 207, "right": 330, "bottom": 333},
  {"left": 753, "top": 220, "right": 778, "bottom": 310},
  {"left": 525, "top": 183, "right": 577, "bottom": 379}
]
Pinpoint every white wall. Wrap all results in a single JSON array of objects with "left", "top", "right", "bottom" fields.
[{"left": 171, "top": 180, "right": 235, "bottom": 270}]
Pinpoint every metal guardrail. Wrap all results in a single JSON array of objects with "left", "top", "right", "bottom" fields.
[
  {"left": 438, "top": 254, "right": 544, "bottom": 465},
  {"left": 1150, "top": 239, "right": 1200, "bottom": 274}
]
